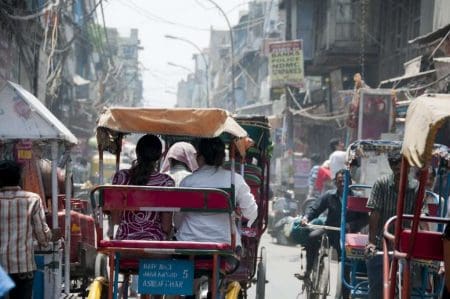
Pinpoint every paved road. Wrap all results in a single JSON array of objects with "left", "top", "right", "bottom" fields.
[{"left": 246, "top": 232, "right": 339, "bottom": 299}]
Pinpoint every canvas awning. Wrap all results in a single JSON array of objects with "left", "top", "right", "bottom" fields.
[
  {"left": 0, "top": 81, "right": 78, "bottom": 145},
  {"left": 97, "top": 107, "right": 247, "bottom": 138},
  {"left": 96, "top": 107, "right": 249, "bottom": 155},
  {"left": 401, "top": 93, "right": 450, "bottom": 168}
]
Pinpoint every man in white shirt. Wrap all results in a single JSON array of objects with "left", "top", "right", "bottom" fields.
[
  {"left": 176, "top": 137, "right": 258, "bottom": 246},
  {"left": 329, "top": 138, "right": 346, "bottom": 178}
]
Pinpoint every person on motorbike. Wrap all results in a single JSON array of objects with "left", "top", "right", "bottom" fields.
[{"left": 298, "top": 169, "right": 368, "bottom": 298}]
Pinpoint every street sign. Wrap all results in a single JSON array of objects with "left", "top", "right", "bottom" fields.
[
  {"left": 268, "top": 40, "right": 305, "bottom": 89},
  {"left": 138, "top": 259, "right": 194, "bottom": 295}
]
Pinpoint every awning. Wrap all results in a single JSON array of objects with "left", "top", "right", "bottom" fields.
[
  {"left": 96, "top": 107, "right": 249, "bottom": 155},
  {"left": 409, "top": 23, "right": 450, "bottom": 45},
  {"left": 0, "top": 81, "right": 78, "bottom": 145},
  {"left": 401, "top": 93, "right": 450, "bottom": 168}
]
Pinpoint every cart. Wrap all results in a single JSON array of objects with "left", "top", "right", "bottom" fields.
[
  {"left": 90, "top": 107, "right": 269, "bottom": 298},
  {"left": 382, "top": 93, "right": 450, "bottom": 299},
  {"left": 0, "top": 81, "right": 79, "bottom": 297}
]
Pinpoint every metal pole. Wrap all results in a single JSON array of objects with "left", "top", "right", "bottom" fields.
[
  {"left": 203, "top": 0, "right": 236, "bottom": 112},
  {"left": 165, "top": 35, "right": 210, "bottom": 108},
  {"left": 64, "top": 156, "right": 72, "bottom": 295}
]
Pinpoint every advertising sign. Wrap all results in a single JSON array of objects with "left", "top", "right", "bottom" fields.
[
  {"left": 138, "top": 259, "right": 194, "bottom": 295},
  {"left": 269, "top": 40, "right": 305, "bottom": 89},
  {"left": 357, "top": 89, "right": 394, "bottom": 140}
]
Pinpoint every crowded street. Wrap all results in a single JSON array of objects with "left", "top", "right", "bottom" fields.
[{"left": 1, "top": 1, "right": 450, "bottom": 298}]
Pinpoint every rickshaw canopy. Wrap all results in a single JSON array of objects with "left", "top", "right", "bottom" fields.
[
  {"left": 0, "top": 81, "right": 78, "bottom": 145},
  {"left": 402, "top": 94, "right": 450, "bottom": 168},
  {"left": 96, "top": 107, "right": 250, "bottom": 155}
]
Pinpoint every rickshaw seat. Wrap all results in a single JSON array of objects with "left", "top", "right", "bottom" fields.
[
  {"left": 345, "top": 233, "right": 368, "bottom": 259},
  {"left": 92, "top": 185, "right": 236, "bottom": 254},
  {"left": 99, "top": 240, "right": 232, "bottom": 251},
  {"left": 347, "top": 196, "right": 370, "bottom": 213},
  {"left": 399, "top": 229, "right": 443, "bottom": 261}
]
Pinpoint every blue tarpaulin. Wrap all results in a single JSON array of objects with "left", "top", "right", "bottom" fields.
[{"left": 0, "top": 265, "right": 14, "bottom": 298}]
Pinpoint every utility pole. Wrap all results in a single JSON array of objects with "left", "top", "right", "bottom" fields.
[
  {"left": 203, "top": 0, "right": 236, "bottom": 112},
  {"left": 165, "top": 35, "right": 210, "bottom": 108}
]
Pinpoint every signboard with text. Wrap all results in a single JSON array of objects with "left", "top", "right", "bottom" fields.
[
  {"left": 138, "top": 259, "right": 194, "bottom": 295},
  {"left": 268, "top": 40, "right": 305, "bottom": 89}
]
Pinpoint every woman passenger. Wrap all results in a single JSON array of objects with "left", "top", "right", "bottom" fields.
[
  {"left": 161, "top": 141, "right": 198, "bottom": 186},
  {"left": 112, "top": 134, "right": 175, "bottom": 241}
]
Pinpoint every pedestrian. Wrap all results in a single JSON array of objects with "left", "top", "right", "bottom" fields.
[
  {"left": 329, "top": 138, "right": 346, "bottom": 178},
  {"left": 0, "top": 160, "right": 59, "bottom": 299},
  {"left": 364, "top": 152, "right": 418, "bottom": 299},
  {"left": 307, "top": 153, "right": 321, "bottom": 199},
  {"left": 313, "top": 160, "right": 332, "bottom": 196}
]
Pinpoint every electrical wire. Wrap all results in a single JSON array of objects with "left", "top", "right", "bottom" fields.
[{"left": 1, "top": 0, "right": 60, "bottom": 20}]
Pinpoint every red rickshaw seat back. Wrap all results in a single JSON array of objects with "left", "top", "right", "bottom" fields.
[
  {"left": 399, "top": 229, "right": 443, "bottom": 261},
  {"left": 99, "top": 185, "right": 233, "bottom": 211},
  {"left": 347, "top": 196, "right": 370, "bottom": 213}
]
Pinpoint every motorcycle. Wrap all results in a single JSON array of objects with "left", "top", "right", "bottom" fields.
[{"left": 268, "top": 190, "right": 298, "bottom": 245}]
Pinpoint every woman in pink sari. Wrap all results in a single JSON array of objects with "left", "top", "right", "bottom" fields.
[{"left": 112, "top": 134, "right": 175, "bottom": 241}]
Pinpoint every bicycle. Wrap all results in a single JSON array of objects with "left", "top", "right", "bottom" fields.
[{"left": 295, "top": 224, "right": 340, "bottom": 299}]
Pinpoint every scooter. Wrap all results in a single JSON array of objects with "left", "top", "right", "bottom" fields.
[{"left": 268, "top": 190, "right": 298, "bottom": 245}]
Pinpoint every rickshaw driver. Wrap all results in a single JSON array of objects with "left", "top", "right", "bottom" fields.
[
  {"left": 300, "top": 169, "right": 367, "bottom": 298},
  {"left": 364, "top": 152, "right": 418, "bottom": 299}
]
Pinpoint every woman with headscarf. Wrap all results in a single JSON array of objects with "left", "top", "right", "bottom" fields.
[
  {"left": 112, "top": 134, "right": 175, "bottom": 241},
  {"left": 161, "top": 142, "right": 198, "bottom": 186}
]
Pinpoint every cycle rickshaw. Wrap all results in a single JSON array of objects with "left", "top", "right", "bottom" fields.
[
  {"left": 89, "top": 107, "right": 269, "bottom": 299},
  {"left": 382, "top": 93, "right": 450, "bottom": 299}
]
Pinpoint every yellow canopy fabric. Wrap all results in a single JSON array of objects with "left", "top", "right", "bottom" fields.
[
  {"left": 97, "top": 107, "right": 247, "bottom": 138},
  {"left": 96, "top": 107, "right": 250, "bottom": 155},
  {"left": 402, "top": 94, "right": 450, "bottom": 168}
]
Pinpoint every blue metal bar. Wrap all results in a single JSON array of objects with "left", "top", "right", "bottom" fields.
[
  {"left": 340, "top": 175, "right": 372, "bottom": 294},
  {"left": 113, "top": 252, "right": 120, "bottom": 299}
]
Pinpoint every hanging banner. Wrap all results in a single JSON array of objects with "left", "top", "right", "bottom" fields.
[{"left": 268, "top": 40, "right": 305, "bottom": 89}]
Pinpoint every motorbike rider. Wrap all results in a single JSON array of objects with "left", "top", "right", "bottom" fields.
[{"left": 298, "top": 169, "right": 368, "bottom": 298}]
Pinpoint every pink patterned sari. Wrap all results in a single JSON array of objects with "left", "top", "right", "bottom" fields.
[{"left": 112, "top": 169, "right": 174, "bottom": 240}]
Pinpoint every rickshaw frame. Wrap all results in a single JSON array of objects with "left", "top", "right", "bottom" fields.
[
  {"left": 92, "top": 107, "right": 269, "bottom": 299},
  {"left": 382, "top": 94, "right": 450, "bottom": 299}
]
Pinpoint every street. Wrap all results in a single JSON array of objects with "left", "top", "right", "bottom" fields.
[{"left": 246, "top": 232, "right": 339, "bottom": 299}]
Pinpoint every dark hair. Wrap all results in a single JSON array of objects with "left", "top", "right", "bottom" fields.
[
  {"left": 387, "top": 152, "right": 402, "bottom": 167},
  {"left": 335, "top": 168, "right": 347, "bottom": 180},
  {"left": 310, "top": 153, "right": 321, "bottom": 164},
  {"left": 198, "top": 137, "right": 225, "bottom": 167},
  {"left": 329, "top": 138, "right": 341, "bottom": 151},
  {"left": 0, "top": 160, "right": 22, "bottom": 187},
  {"left": 129, "top": 134, "right": 162, "bottom": 185}
]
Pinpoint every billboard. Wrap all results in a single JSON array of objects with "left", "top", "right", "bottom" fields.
[
  {"left": 268, "top": 40, "right": 305, "bottom": 89},
  {"left": 357, "top": 89, "right": 395, "bottom": 140}
]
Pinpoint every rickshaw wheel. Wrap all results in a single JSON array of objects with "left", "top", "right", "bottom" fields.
[{"left": 255, "top": 247, "right": 267, "bottom": 299}]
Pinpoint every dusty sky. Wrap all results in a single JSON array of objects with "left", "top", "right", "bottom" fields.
[{"left": 103, "top": 0, "right": 248, "bottom": 108}]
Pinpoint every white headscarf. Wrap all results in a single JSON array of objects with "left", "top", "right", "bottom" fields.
[{"left": 161, "top": 142, "right": 198, "bottom": 173}]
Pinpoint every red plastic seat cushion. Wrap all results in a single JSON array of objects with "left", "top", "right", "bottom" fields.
[
  {"left": 399, "top": 230, "right": 443, "bottom": 261},
  {"left": 347, "top": 196, "right": 370, "bottom": 213}
]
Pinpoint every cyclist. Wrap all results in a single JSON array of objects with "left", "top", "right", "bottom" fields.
[{"left": 299, "top": 169, "right": 368, "bottom": 298}]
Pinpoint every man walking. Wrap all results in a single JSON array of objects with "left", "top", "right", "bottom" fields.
[{"left": 0, "top": 160, "right": 57, "bottom": 299}]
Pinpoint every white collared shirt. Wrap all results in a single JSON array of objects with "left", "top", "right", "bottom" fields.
[{"left": 176, "top": 165, "right": 258, "bottom": 245}]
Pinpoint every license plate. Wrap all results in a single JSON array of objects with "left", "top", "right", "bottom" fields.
[{"left": 138, "top": 259, "right": 194, "bottom": 295}]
